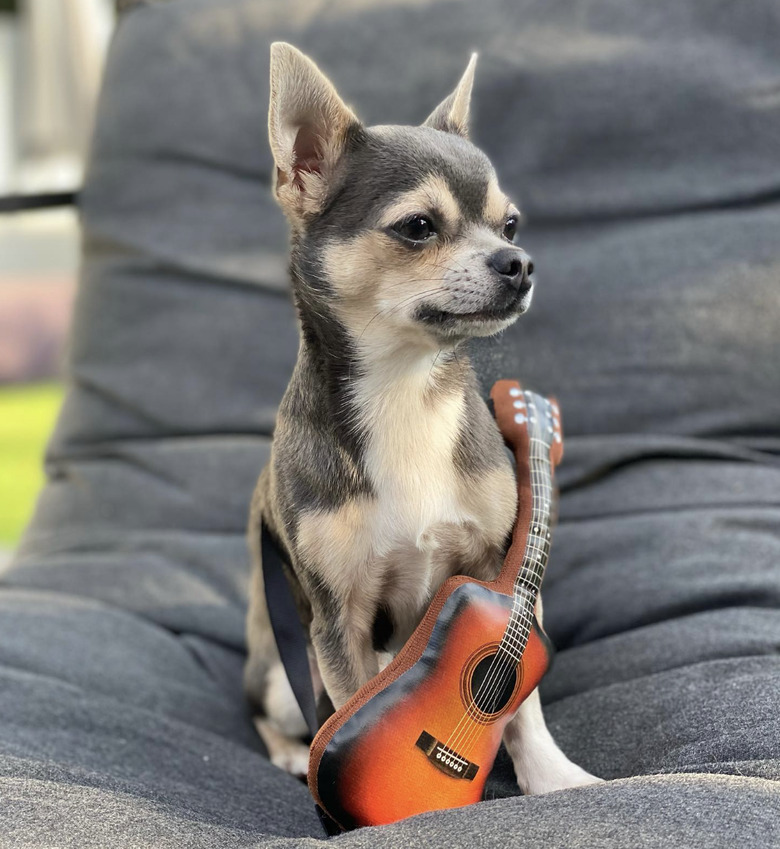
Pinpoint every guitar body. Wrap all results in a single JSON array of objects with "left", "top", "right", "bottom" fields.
[
  {"left": 312, "top": 580, "right": 553, "bottom": 829},
  {"left": 308, "top": 381, "right": 564, "bottom": 830}
]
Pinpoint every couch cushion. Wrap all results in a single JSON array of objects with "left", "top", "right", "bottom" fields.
[{"left": 2, "top": 0, "right": 780, "bottom": 845}]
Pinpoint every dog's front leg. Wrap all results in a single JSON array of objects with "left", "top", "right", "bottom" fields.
[
  {"left": 503, "top": 687, "right": 602, "bottom": 794},
  {"left": 310, "top": 603, "right": 379, "bottom": 711},
  {"left": 504, "top": 595, "right": 602, "bottom": 794}
]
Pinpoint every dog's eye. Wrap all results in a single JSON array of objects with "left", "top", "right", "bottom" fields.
[
  {"left": 503, "top": 216, "right": 518, "bottom": 242},
  {"left": 394, "top": 215, "right": 436, "bottom": 243}
]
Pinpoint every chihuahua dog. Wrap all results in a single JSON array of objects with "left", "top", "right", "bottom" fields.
[{"left": 245, "top": 42, "right": 599, "bottom": 795}]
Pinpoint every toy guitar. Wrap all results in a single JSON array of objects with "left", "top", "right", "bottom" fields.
[{"left": 308, "top": 380, "right": 564, "bottom": 829}]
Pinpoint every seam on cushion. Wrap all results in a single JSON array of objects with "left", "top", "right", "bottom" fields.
[
  {"left": 557, "top": 439, "right": 780, "bottom": 498},
  {"left": 116, "top": 0, "right": 148, "bottom": 13},
  {"left": 80, "top": 226, "right": 291, "bottom": 293},
  {"left": 0, "top": 583, "right": 244, "bottom": 650},
  {"left": 0, "top": 578, "right": 247, "bottom": 656},
  {"left": 616, "top": 770, "right": 780, "bottom": 790},
  {"left": 47, "top": 433, "right": 272, "bottom": 460},
  {"left": 559, "top": 500, "right": 780, "bottom": 525},
  {"left": 0, "top": 661, "right": 228, "bottom": 715},
  {"left": 543, "top": 652, "right": 780, "bottom": 706},
  {"left": 0, "top": 583, "right": 177, "bottom": 624},
  {"left": 0, "top": 773, "right": 273, "bottom": 843},
  {"left": 670, "top": 761, "right": 780, "bottom": 782},
  {"left": 530, "top": 182, "right": 780, "bottom": 228},
  {"left": 12, "top": 527, "right": 245, "bottom": 555},
  {"left": 545, "top": 604, "right": 780, "bottom": 661},
  {"left": 0, "top": 756, "right": 317, "bottom": 840},
  {"left": 0, "top": 665, "right": 252, "bottom": 750},
  {"left": 0, "top": 594, "right": 237, "bottom": 691},
  {"left": 91, "top": 147, "right": 271, "bottom": 183},
  {"left": 545, "top": 594, "right": 780, "bottom": 647},
  {"left": 0, "top": 578, "right": 248, "bottom": 655}
]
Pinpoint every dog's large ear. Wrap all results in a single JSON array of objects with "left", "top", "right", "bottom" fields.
[
  {"left": 268, "top": 42, "right": 361, "bottom": 219},
  {"left": 423, "top": 53, "right": 477, "bottom": 138}
]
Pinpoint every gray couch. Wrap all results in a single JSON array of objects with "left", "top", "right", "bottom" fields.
[{"left": 2, "top": 0, "right": 780, "bottom": 845}]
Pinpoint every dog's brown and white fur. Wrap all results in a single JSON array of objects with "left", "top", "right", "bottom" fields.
[{"left": 245, "top": 43, "right": 600, "bottom": 794}]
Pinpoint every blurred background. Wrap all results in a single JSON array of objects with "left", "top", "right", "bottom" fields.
[{"left": 0, "top": 0, "right": 115, "bottom": 563}]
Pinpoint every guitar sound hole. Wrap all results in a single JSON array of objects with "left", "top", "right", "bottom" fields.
[{"left": 469, "top": 653, "right": 517, "bottom": 715}]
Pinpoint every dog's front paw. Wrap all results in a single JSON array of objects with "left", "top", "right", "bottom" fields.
[
  {"left": 518, "top": 755, "right": 604, "bottom": 796},
  {"left": 254, "top": 717, "right": 310, "bottom": 779}
]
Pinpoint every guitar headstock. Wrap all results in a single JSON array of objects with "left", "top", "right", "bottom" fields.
[{"left": 489, "top": 380, "right": 563, "bottom": 468}]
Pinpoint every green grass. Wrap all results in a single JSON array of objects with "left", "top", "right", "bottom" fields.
[{"left": 0, "top": 382, "right": 64, "bottom": 548}]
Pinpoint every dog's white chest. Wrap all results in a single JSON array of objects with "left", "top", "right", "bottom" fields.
[
  {"left": 293, "top": 379, "right": 475, "bottom": 614},
  {"left": 363, "top": 382, "right": 468, "bottom": 555},
  {"left": 354, "top": 375, "right": 488, "bottom": 642}
]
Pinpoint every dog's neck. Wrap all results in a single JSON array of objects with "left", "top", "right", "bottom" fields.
[{"left": 291, "top": 276, "right": 473, "bottom": 465}]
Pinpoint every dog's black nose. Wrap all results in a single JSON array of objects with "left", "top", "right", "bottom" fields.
[{"left": 488, "top": 249, "right": 533, "bottom": 289}]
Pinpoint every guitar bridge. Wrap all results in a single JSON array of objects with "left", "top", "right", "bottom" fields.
[{"left": 415, "top": 731, "right": 479, "bottom": 780}]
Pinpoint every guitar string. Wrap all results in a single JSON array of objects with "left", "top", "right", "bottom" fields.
[
  {"left": 461, "top": 428, "right": 555, "bottom": 742},
  {"left": 444, "top": 398, "right": 553, "bottom": 760},
  {"left": 441, "top": 392, "right": 552, "bottom": 757},
  {"left": 441, "top": 397, "right": 555, "bottom": 761},
  {"left": 451, "top": 409, "right": 555, "bottom": 758},
  {"left": 457, "top": 411, "right": 557, "bottom": 753},
  {"left": 459, "top": 429, "right": 556, "bottom": 746},
  {"left": 453, "top": 484, "right": 552, "bottom": 750},
  {"left": 500, "top": 510, "right": 550, "bottom": 652},
  {"left": 441, "top": 392, "right": 557, "bottom": 762}
]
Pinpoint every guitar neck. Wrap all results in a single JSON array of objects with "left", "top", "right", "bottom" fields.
[
  {"left": 514, "top": 445, "right": 553, "bottom": 596},
  {"left": 500, "top": 444, "right": 552, "bottom": 663},
  {"left": 489, "top": 382, "right": 563, "bottom": 663}
]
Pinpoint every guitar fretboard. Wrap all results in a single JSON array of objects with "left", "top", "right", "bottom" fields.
[{"left": 496, "top": 390, "right": 559, "bottom": 665}]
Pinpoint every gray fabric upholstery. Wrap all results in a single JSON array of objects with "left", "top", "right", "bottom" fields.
[{"left": 3, "top": 0, "right": 780, "bottom": 845}]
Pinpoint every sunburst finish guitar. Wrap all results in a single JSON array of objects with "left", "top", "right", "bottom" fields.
[{"left": 308, "top": 380, "right": 564, "bottom": 829}]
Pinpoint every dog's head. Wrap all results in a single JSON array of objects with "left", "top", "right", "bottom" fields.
[{"left": 268, "top": 43, "right": 533, "bottom": 351}]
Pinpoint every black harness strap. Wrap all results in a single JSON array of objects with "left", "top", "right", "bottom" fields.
[
  {"left": 261, "top": 523, "right": 341, "bottom": 835},
  {"left": 0, "top": 191, "right": 78, "bottom": 213},
  {"left": 260, "top": 521, "right": 320, "bottom": 740}
]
